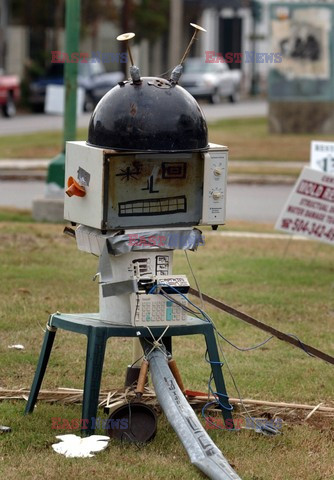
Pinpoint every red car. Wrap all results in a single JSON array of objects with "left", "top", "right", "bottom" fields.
[{"left": 0, "top": 73, "right": 20, "bottom": 117}]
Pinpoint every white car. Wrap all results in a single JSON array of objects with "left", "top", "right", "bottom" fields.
[{"left": 180, "top": 57, "right": 242, "bottom": 104}]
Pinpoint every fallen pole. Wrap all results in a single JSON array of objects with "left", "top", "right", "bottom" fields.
[
  {"left": 142, "top": 343, "right": 241, "bottom": 480},
  {"left": 189, "top": 288, "right": 334, "bottom": 366}
]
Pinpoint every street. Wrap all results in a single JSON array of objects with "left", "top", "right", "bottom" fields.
[
  {"left": 226, "top": 183, "right": 291, "bottom": 222},
  {"left": 0, "top": 100, "right": 268, "bottom": 136},
  {"left": 0, "top": 180, "right": 292, "bottom": 224}
]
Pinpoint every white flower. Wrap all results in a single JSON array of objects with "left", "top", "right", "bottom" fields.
[{"left": 52, "top": 434, "right": 110, "bottom": 458}]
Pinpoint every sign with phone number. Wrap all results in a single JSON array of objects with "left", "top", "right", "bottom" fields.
[{"left": 275, "top": 167, "right": 334, "bottom": 246}]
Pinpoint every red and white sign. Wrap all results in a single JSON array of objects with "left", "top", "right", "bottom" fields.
[{"left": 275, "top": 167, "right": 334, "bottom": 245}]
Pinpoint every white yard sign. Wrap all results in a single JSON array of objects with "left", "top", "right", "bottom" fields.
[
  {"left": 45, "top": 85, "right": 84, "bottom": 115},
  {"left": 275, "top": 167, "right": 334, "bottom": 245},
  {"left": 310, "top": 141, "right": 334, "bottom": 174}
]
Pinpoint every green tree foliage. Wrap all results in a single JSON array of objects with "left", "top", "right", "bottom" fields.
[
  {"left": 11, "top": 0, "right": 117, "bottom": 29},
  {"left": 133, "top": 0, "right": 170, "bottom": 44},
  {"left": 11, "top": 0, "right": 59, "bottom": 27},
  {"left": 81, "top": 0, "right": 118, "bottom": 29}
]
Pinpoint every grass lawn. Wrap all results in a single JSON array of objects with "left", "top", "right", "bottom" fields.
[
  {"left": 0, "top": 216, "right": 333, "bottom": 479},
  {"left": 1, "top": 117, "right": 333, "bottom": 167},
  {"left": 208, "top": 117, "right": 334, "bottom": 163}
]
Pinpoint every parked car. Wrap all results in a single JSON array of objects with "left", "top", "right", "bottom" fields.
[
  {"left": 0, "top": 70, "right": 20, "bottom": 117},
  {"left": 180, "top": 57, "right": 242, "bottom": 104},
  {"left": 28, "top": 62, "right": 124, "bottom": 112}
]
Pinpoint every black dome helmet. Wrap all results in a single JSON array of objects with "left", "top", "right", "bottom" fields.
[
  {"left": 87, "top": 76, "right": 208, "bottom": 152},
  {"left": 87, "top": 25, "right": 208, "bottom": 152}
]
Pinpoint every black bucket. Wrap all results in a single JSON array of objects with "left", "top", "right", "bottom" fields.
[{"left": 106, "top": 402, "right": 157, "bottom": 443}]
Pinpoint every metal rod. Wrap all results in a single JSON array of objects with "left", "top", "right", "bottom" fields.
[
  {"left": 127, "top": 45, "right": 134, "bottom": 66},
  {"left": 179, "top": 23, "right": 207, "bottom": 66},
  {"left": 180, "top": 30, "right": 197, "bottom": 65},
  {"left": 116, "top": 32, "right": 135, "bottom": 67},
  {"left": 189, "top": 287, "right": 334, "bottom": 365},
  {"left": 135, "top": 359, "right": 149, "bottom": 397},
  {"left": 168, "top": 358, "right": 186, "bottom": 393}
]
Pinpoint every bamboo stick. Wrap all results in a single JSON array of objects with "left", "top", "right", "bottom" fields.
[{"left": 0, "top": 388, "right": 333, "bottom": 415}]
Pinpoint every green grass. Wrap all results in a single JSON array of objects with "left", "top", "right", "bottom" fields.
[
  {"left": 0, "top": 128, "right": 87, "bottom": 159},
  {"left": 0, "top": 208, "right": 33, "bottom": 223},
  {"left": 1, "top": 117, "right": 333, "bottom": 167},
  {"left": 208, "top": 117, "right": 334, "bottom": 163},
  {"left": 0, "top": 220, "right": 333, "bottom": 479}
]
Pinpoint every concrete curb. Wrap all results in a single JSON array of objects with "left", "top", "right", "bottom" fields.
[
  {"left": 227, "top": 174, "right": 296, "bottom": 185},
  {"left": 0, "top": 159, "right": 49, "bottom": 180}
]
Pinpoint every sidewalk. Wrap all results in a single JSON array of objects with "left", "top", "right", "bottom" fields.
[
  {"left": 0, "top": 159, "right": 49, "bottom": 180},
  {"left": 0, "top": 158, "right": 306, "bottom": 184}
]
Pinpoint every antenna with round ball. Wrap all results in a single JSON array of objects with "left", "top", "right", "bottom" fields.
[
  {"left": 180, "top": 23, "right": 207, "bottom": 65},
  {"left": 170, "top": 23, "right": 207, "bottom": 84},
  {"left": 116, "top": 32, "right": 141, "bottom": 83}
]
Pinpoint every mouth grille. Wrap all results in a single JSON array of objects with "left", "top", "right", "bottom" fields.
[{"left": 118, "top": 196, "right": 187, "bottom": 216}]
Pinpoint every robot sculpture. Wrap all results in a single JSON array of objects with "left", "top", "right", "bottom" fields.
[
  {"left": 64, "top": 26, "right": 228, "bottom": 329},
  {"left": 26, "top": 25, "right": 241, "bottom": 480}
]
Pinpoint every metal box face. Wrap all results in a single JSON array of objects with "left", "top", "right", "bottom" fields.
[
  {"left": 106, "top": 152, "right": 203, "bottom": 229},
  {"left": 64, "top": 141, "right": 228, "bottom": 230}
]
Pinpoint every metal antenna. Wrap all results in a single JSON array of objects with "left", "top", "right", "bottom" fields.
[
  {"left": 116, "top": 32, "right": 135, "bottom": 66},
  {"left": 179, "top": 23, "right": 207, "bottom": 66},
  {"left": 116, "top": 32, "right": 141, "bottom": 83}
]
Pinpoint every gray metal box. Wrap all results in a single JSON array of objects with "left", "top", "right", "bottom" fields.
[{"left": 64, "top": 141, "right": 228, "bottom": 230}]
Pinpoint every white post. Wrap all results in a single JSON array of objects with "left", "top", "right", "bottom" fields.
[{"left": 168, "top": 0, "right": 184, "bottom": 68}]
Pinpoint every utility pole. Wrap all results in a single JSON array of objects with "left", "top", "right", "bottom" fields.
[
  {"left": 168, "top": 0, "right": 183, "bottom": 68},
  {"left": 119, "top": 0, "right": 132, "bottom": 77},
  {"left": 46, "top": 0, "right": 81, "bottom": 191},
  {"left": 0, "top": 0, "right": 9, "bottom": 70},
  {"left": 249, "top": 0, "right": 262, "bottom": 96}
]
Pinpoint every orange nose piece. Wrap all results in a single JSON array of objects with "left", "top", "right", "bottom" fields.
[{"left": 66, "top": 176, "right": 86, "bottom": 197}]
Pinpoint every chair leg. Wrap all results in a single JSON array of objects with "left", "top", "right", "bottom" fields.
[
  {"left": 81, "top": 328, "right": 107, "bottom": 436},
  {"left": 162, "top": 336, "right": 172, "bottom": 355},
  {"left": 25, "top": 325, "right": 57, "bottom": 414},
  {"left": 204, "top": 326, "right": 234, "bottom": 429}
]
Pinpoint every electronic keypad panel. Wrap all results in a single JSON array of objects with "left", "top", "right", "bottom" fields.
[
  {"left": 64, "top": 142, "right": 228, "bottom": 230},
  {"left": 130, "top": 293, "right": 188, "bottom": 327}
]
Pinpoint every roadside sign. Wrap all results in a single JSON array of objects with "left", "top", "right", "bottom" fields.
[
  {"left": 310, "top": 141, "right": 334, "bottom": 174},
  {"left": 275, "top": 167, "right": 334, "bottom": 245},
  {"left": 45, "top": 85, "right": 84, "bottom": 116}
]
